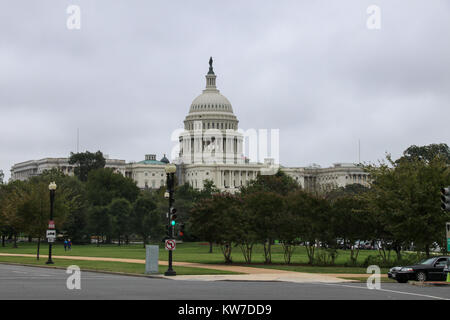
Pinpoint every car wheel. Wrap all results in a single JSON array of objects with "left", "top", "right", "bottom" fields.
[{"left": 416, "top": 271, "right": 427, "bottom": 282}]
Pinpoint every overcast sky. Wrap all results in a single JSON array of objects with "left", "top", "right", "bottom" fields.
[{"left": 1, "top": 0, "right": 449, "bottom": 180}]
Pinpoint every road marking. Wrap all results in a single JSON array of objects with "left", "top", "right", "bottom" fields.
[
  {"left": 12, "top": 270, "right": 27, "bottom": 274},
  {"left": 317, "top": 283, "right": 450, "bottom": 300}
]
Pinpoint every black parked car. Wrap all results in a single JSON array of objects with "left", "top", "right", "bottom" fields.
[{"left": 388, "top": 256, "right": 450, "bottom": 283}]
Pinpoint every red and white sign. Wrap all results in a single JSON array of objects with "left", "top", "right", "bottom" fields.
[
  {"left": 165, "top": 239, "right": 176, "bottom": 251},
  {"left": 48, "top": 220, "right": 55, "bottom": 229}
]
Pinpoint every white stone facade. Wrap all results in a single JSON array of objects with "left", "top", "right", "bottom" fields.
[
  {"left": 10, "top": 158, "right": 126, "bottom": 181},
  {"left": 10, "top": 60, "right": 370, "bottom": 192}
]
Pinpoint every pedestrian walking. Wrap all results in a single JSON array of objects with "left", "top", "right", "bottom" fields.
[
  {"left": 64, "top": 239, "right": 68, "bottom": 251},
  {"left": 68, "top": 239, "right": 72, "bottom": 251}
]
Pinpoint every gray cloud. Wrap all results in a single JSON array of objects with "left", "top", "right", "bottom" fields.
[{"left": 1, "top": 0, "right": 449, "bottom": 180}]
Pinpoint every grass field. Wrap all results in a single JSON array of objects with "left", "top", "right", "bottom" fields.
[
  {"left": 0, "top": 255, "right": 240, "bottom": 276},
  {"left": 0, "top": 241, "right": 404, "bottom": 275}
]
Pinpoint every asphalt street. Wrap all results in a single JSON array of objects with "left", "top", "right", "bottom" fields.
[{"left": 0, "top": 264, "right": 449, "bottom": 300}]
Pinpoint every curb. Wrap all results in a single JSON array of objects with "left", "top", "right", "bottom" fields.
[{"left": 408, "top": 281, "right": 450, "bottom": 287}]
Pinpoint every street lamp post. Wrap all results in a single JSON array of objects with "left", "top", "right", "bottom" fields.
[
  {"left": 46, "top": 182, "right": 57, "bottom": 265},
  {"left": 164, "top": 163, "right": 177, "bottom": 276}
]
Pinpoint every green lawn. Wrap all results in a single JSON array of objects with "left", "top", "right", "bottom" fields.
[
  {"left": 0, "top": 255, "right": 240, "bottom": 276},
  {"left": 0, "top": 241, "right": 405, "bottom": 273},
  {"left": 241, "top": 264, "right": 390, "bottom": 274}
]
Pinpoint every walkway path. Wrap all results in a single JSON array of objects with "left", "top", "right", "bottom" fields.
[{"left": 0, "top": 253, "right": 360, "bottom": 283}]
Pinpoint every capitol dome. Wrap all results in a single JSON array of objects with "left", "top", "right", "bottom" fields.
[
  {"left": 183, "top": 57, "right": 239, "bottom": 131},
  {"left": 189, "top": 92, "right": 233, "bottom": 114}
]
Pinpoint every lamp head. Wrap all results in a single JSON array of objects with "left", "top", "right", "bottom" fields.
[
  {"left": 48, "top": 181, "right": 57, "bottom": 191},
  {"left": 164, "top": 163, "right": 176, "bottom": 174}
]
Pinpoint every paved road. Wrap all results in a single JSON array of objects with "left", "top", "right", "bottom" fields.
[{"left": 0, "top": 264, "right": 449, "bottom": 300}]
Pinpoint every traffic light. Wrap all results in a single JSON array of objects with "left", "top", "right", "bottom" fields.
[
  {"left": 441, "top": 187, "right": 450, "bottom": 211},
  {"left": 179, "top": 223, "right": 185, "bottom": 237},
  {"left": 169, "top": 207, "right": 177, "bottom": 226}
]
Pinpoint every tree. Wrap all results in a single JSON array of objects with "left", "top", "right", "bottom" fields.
[
  {"left": 244, "top": 191, "right": 285, "bottom": 264},
  {"left": 364, "top": 152, "right": 450, "bottom": 258},
  {"left": 109, "top": 198, "right": 132, "bottom": 246},
  {"left": 38, "top": 169, "right": 87, "bottom": 244},
  {"left": 285, "top": 190, "right": 328, "bottom": 265},
  {"left": 88, "top": 206, "right": 111, "bottom": 246},
  {"left": 0, "top": 181, "right": 29, "bottom": 248},
  {"left": 132, "top": 193, "right": 163, "bottom": 247},
  {"left": 331, "top": 196, "right": 370, "bottom": 265},
  {"left": 189, "top": 193, "right": 240, "bottom": 263},
  {"left": 0, "top": 170, "right": 4, "bottom": 184},
  {"left": 85, "top": 168, "right": 139, "bottom": 207},
  {"left": 69, "top": 150, "right": 106, "bottom": 182},
  {"left": 399, "top": 143, "right": 450, "bottom": 164},
  {"left": 325, "top": 183, "right": 369, "bottom": 202},
  {"left": 240, "top": 169, "right": 300, "bottom": 196}
]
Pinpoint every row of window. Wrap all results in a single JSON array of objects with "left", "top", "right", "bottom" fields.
[
  {"left": 192, "top": 104, "right": 231, "bottom": 111},
  {"left": 144, "top": 180, "right": 165, "bottom": 189},
  {"left": 186, "top": 122, "right": 237, "bottom": 130}
]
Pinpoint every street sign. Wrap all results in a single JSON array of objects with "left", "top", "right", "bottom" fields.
[
  {"left": 165, "top": 239, "right": 176, "bottom": 251},
  {"left": 48, "top": 220, "right": 55, "bottom": 229},
  {"left": 46, "top": 229, "right": 56, "bottom": 239}
]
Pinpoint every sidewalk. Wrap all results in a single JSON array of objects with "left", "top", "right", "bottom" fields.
[{"left": 0, "top": 253, "right": 354, "bottom": 283}]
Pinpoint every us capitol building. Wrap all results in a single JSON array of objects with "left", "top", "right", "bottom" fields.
[{"left": 11, "top": 59, "right": 369, "bottom": 193}]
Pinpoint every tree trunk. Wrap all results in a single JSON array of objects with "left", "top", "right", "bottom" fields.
[
  {"left": 37, "top": 237, "right": 41, "bottom": 260},
  {"left": 1, "top": 235, "right": 5, "bottom": 247},
  {"left": 263, "top": 239, "right": 272, "bottom": 264},
  {"left": 13, "top": 234, "right": 17, "bottom": 248},
  {"left": 142, "top": 235, "right": 147, "bottom": 248},
  {"left": 220, "top": 243, "right": 232, "bottom": 263},
  {"left": 209, "top": 242, "right": 213, "bottom": 253},
  {"left": 239, "top": 242, "right": 253, "bottom": 264},
  {"left": 425, "top": 244, "right": 430, "bottom": 258}
]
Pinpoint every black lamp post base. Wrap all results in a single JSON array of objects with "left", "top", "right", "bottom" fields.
[
  {"left": 45, "top": 260, "right": 54, "bottom": 265},
  {"left": 164, "top": 269, "right": 177, "bottom": 276}
]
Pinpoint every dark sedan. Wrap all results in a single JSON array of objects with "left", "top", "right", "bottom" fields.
[{"left": 388, "top": 256, "right": 450, "bottom": 283}]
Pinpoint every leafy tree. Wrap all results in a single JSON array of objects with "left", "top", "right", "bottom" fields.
[
  {"left": 325, "top": 183, "right": 369, "bottom": 202},
  {"left": 109, "top": 198, "right": 132, "bottom": 246},
  {"left": 399, "top": 143, "right": 450, "bottom": 164},
  {"left": 132, "top": 193, "right": 163, "bottom": 247},
  {"left": 88, "top": 206, "right": 111, "bottom": 246},
  {"left": 364, "top": 152, "right": 450, "bottom": 258},
  {"left": 85, "top": 168, "right": 139, "bottom": 207},
  {"left": 0, "top": 170, "right": 4, "bottom": 184},
  {"left": 0, "top": 181, "right": 29, "bottom": 247},
  {"left": 244, "top": 191, "right": 285, "bottom": 264},
  {"left": 232, "top": 195, "right": 257, "bottom": 264},
  {"left": 240, "top": 169, "right": 300, "bottom": 196},
  {"left": 38, "top": 169, "right": 87, "bottom": 243},
  {"left": 69, "top": 150, "right": 106, "bottom": 182},
  {"left": 285, "top": 190, "right": 328, "bottom": 264},
  {"left": 331, "top": 196, "right": 371, "bottom": 265},
  {"left": 189, "top": 193, "right": 240, "bottom": 263}
]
